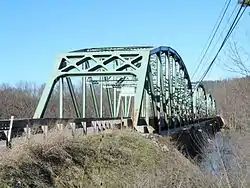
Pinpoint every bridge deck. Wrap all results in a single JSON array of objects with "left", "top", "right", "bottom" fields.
[
  {"left": 0, "top": 116, "right": 222, "bottom": 133},
  {"left": 0, "top": 116, "right": 223, "bottom": 149},
  {"left": 0, "top": 117, "right": 130, "bottom": 131}
]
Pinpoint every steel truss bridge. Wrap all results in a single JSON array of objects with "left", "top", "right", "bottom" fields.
[{"left": 0, "top": 46, "right": 221, "bottom": 146}]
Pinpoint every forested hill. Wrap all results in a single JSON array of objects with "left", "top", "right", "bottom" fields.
[{"left": 203, "top": 76, "right": 250, "bottom": 130}]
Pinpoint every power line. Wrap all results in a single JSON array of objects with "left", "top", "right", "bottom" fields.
[
  {"left": 197, "top": 6, "right": 247, "bottom": 84},
  {"left": 196, "top": 3, "right": 247, "bottom": 86},
  {"left": 203, "top": 4, "right": 238, "bottom": 61},
  {"left": 195, "top": 4, "right": 239, "bottom": 79},
  {"left": 192, "top": 0, "right": 231, "bottom": 80},
  {"left": 191, "top": 0, "right": 232, "bottom": 80}
]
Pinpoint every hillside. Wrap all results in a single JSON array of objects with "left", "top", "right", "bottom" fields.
[
  {"left": 0, "top": 130, "right": 217, "bottom": 188},
  {"left": 203, "top": 76, "right": 250, "bottom": 130}
]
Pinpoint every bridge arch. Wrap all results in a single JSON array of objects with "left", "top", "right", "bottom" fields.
[{"left": 143, "top": 46, "right": 193, "bottom": 131}]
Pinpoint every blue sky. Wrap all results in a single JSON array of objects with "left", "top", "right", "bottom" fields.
[{"left": 0, "top": 0, "right": 249, "bottom": 85}]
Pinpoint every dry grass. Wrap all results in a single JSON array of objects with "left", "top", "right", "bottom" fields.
[{"left": 0, "top": 129, "right": 216, "bottom": 188}]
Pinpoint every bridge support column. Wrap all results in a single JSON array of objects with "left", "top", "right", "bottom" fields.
[
  {"left": 24, "top": 125, "right": 31, "bottom": 139},
  {"left": 69, "top": 122, "right": 76, "bottom": 137},
  {"left": 56, "top": 123, "right": 64, "bottom": 131},
  {"left": 41, "top": 125, "right": 48, "bottom": 140},
  {"left": 81, "top": 122, "right": 87, "bottom": 134}
]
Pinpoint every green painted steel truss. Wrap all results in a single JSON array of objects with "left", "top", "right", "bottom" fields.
[
  {"left": 193, "top": 83, "right": 216, "bottom": 118},
  {"left": 34, "top": 46, "right": 217, "bottom": 133}
]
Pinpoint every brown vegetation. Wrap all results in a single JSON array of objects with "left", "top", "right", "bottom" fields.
[
  {"left": 204, "top": 76, "right": 250, "bottom": 130},
  {"left": 0, "top": 130, "right": 216, "bottom": 188},
  {"left": 0, "top": 82, "right": 40, "bottom": 119}
]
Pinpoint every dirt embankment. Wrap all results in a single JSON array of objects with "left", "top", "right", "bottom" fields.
[{"left": 0, "top": 129, "right": 218, "bottom": 188}]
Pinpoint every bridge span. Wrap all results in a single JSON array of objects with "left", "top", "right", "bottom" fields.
[{"left": 0, "top": 46, "right": 222, "bottom": 147}]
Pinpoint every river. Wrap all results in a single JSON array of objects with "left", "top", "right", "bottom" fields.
[{"left": 200, "top": 130, "right": 248, "bottom": 187}]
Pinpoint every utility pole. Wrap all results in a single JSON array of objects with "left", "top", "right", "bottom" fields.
[{"left": 238, "top": 0, "right": 250, "bottom": 6}]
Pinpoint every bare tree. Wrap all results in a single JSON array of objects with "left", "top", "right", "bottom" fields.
[
  {"left": 224, "top": 41, "right": 250, "bottom": 76},
  {"left": 0, "top": 82, "right": 40, "bottom": 119}
]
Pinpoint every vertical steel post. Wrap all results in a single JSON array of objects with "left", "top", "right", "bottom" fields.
[
  {"left": 114, "top": 87, "right": 117, "bottom": 117},
  {"left": 127, "top": 96, "right": 132, "bottom": 117},
  {"left": 59, "top": 77, "right": 64, "bottom": 118},
  {"left": 82, "top": 64, "right": 86, "bottom": 118},
  {"left": 161, "top": 54, "right": 167, "bottom": 122},
  {"left": 100, "top": 75, "right": 103, "bottom": 118},
  {"left": 145, "top": 90, "right": 150, "bottom": 125},
  {"left": 157, "top": 54, "right": 161, "bottom": 132},
  {"left": 172, "top": 58, "right": 176, "bottom": 118},
  {"left": 113, "top": 60, "right": 118, "bottom": 117},
  {"left": 124, "top": 95, "right": 128, "bottom": 117},
  {"left": 116, "top": 95, "right": 121, "bottom": 117},
  {"left": 104, "top": 77, "right": 113, "bottom": 117},
  {"left": 164, "top": 54, "right": 169, "bottom": 120},
  {"left": 167, "top": 54, "right": 172, "bottom": 129},
  {"left": 158, "top": 53, "right": 164, "bottom": 133}
]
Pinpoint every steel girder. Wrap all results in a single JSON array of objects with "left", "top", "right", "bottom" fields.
[{"left": 33, "top": 46, "right": 216, "bottom": 133}]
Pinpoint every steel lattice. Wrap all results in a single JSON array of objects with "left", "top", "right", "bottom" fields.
[{"left": 34, "top": 46, "right": 217, "bottom": 133}]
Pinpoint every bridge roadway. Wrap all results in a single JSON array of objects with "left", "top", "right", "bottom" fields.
[{"left": 0, "top": 116, "right": 223, "bottom": 148}]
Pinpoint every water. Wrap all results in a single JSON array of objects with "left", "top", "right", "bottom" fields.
[
  {"left": 173, "top": 128, "right": 248, "bottom": 186},
  {"left": 200, "top": 131, "right": 247, "bottom": 186}
]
